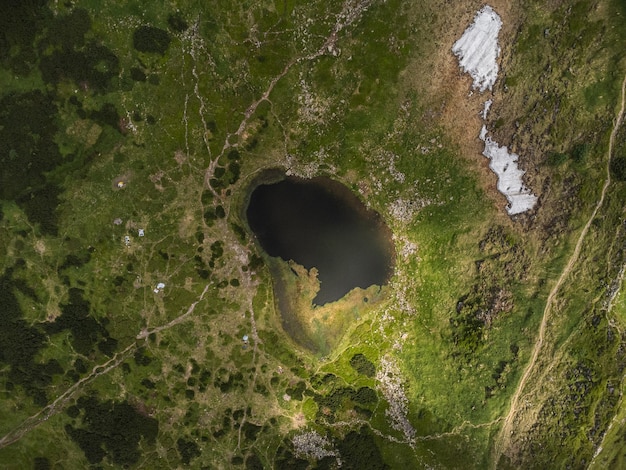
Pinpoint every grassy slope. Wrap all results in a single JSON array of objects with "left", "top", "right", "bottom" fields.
[
  {"left": 482, "top": 1, "right": 626, "bottom": 468},
  {"left": 0, "top": 0, "right": 625, "bottom": 468}
]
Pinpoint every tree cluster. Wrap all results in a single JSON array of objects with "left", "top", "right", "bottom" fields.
[
  {"left": 66, "top": 396, "right": 158, "bottom": 466},
  {"left": 349, "top": 353, "right": 376, "bottom": 377},
  {"left": 45, "top": 288, "right": 117, "bottom": 358},
  {"left": 133, "top": 26, "right": 171, "bottom": 55}
]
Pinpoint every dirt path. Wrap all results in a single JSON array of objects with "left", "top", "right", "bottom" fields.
[
  {"left": 0, "top": 283, "right": 212, "bottom": 451},
  {"left": 0, "top": 343, "right": 137, "bottom": 450},
  {"left": 203, "top": 0, "right": 374, "bottom": 198},
  {"left": 0, "top": 0, "right": 378, "bottom": 453},
  {"left": 491, "top": 73, "right": 626, "bottom": 467}
]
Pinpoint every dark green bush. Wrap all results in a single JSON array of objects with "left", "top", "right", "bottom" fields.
[
  {"left": 610, "top": 155, "right": 626, "bottom": 181},
  {"left": 177, "top": 437, "right": 200, "bottom": 465},
  {"left": 133, "top": 26, "right": 171, "bottom": 55},
  {"left": 353, "top": 386, "right": 378, "bottom": 405},
  {"left": 350, "top": 353, "right": 376, "bottom": 377},
  {"left": 167, "top": 12, "right": 188, "bottom": 32},
  {"left": 66, "top": 397, "right": 158, "bottom": 466}
]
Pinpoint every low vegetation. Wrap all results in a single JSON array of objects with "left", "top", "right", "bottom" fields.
[{"left": 0, "top": 0, "right": 625, "bottom": 468}]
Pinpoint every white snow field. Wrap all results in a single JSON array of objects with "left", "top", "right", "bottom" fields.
[
  {"left": 480, "top": 126, "right": 538, "bottom": 215},
  {"left": 452, "top": 6, "right": 502, "bottom": 92},
  {"left": 482, "top": 99, "right": 493, "bottom": 119},
  {"left": 453, "top": 5, "right": 537, "bottom": 215}
]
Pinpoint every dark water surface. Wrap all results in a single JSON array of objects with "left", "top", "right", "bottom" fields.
[{"left": 246, "top": 175, "right": 394, "bottom": 305}]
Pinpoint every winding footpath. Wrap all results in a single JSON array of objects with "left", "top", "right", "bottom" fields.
[
  {"left": 0, "top": 283, "right": 212, "bottom": 450},
  {"left": 491, "top": 73, "right": 626, "bottom": 467},
  {"left": 0, "top": 0, "right": 376, "bottom": 453},
  {"left": 0, "top": 343, "right": 137, "bottom": 449}
]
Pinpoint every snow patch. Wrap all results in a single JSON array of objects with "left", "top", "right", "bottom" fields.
[
  {"left": 452, "top": 6, "right": 502, "bottom": 92},
  {"left": 482, "top": 99, "right": 493, "bottom": 119},
  {"left": 480, "top": 126, "right": 537, "bottom": 215},
  {"left": 452, "top": 6, "right": 537, "bottom": 215}
]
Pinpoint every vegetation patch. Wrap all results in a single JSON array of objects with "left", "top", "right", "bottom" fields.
[
  {"left": 1, "top": 0, "right": 626, "bottom": 468},
  {"left": 450, "top": 226, "right": 526, "bottom": 359},
  {"left": 66, "top": 395, "right": 158, "bottom": 466},
  {"left": 350, "top": 353, "right": 376, "bottom": 377},
  {"left": 133, "top": 26, "right": 171, "bottom": 55}
]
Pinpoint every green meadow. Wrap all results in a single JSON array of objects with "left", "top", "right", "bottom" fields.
[{"left": 1, "top": 0, "right": 626, "bottom": 468}]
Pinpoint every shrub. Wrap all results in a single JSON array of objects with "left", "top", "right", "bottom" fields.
[
  {"left": 350, "top": 353, "right": 376, "bottom": 377},
  {"left": 133, "top": 26, "right": 171, "bottom": 55},
  {"left": 610, "top": 156, "right": 626, "bottom": 181}
]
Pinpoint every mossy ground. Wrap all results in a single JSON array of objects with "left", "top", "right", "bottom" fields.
[{"left": 1, "top": 0, "right": 626, "bottom": 468}]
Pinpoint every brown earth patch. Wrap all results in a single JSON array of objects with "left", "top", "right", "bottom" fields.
[{"left": 402, "top": 2, "right": 527, "bottom": 224}]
